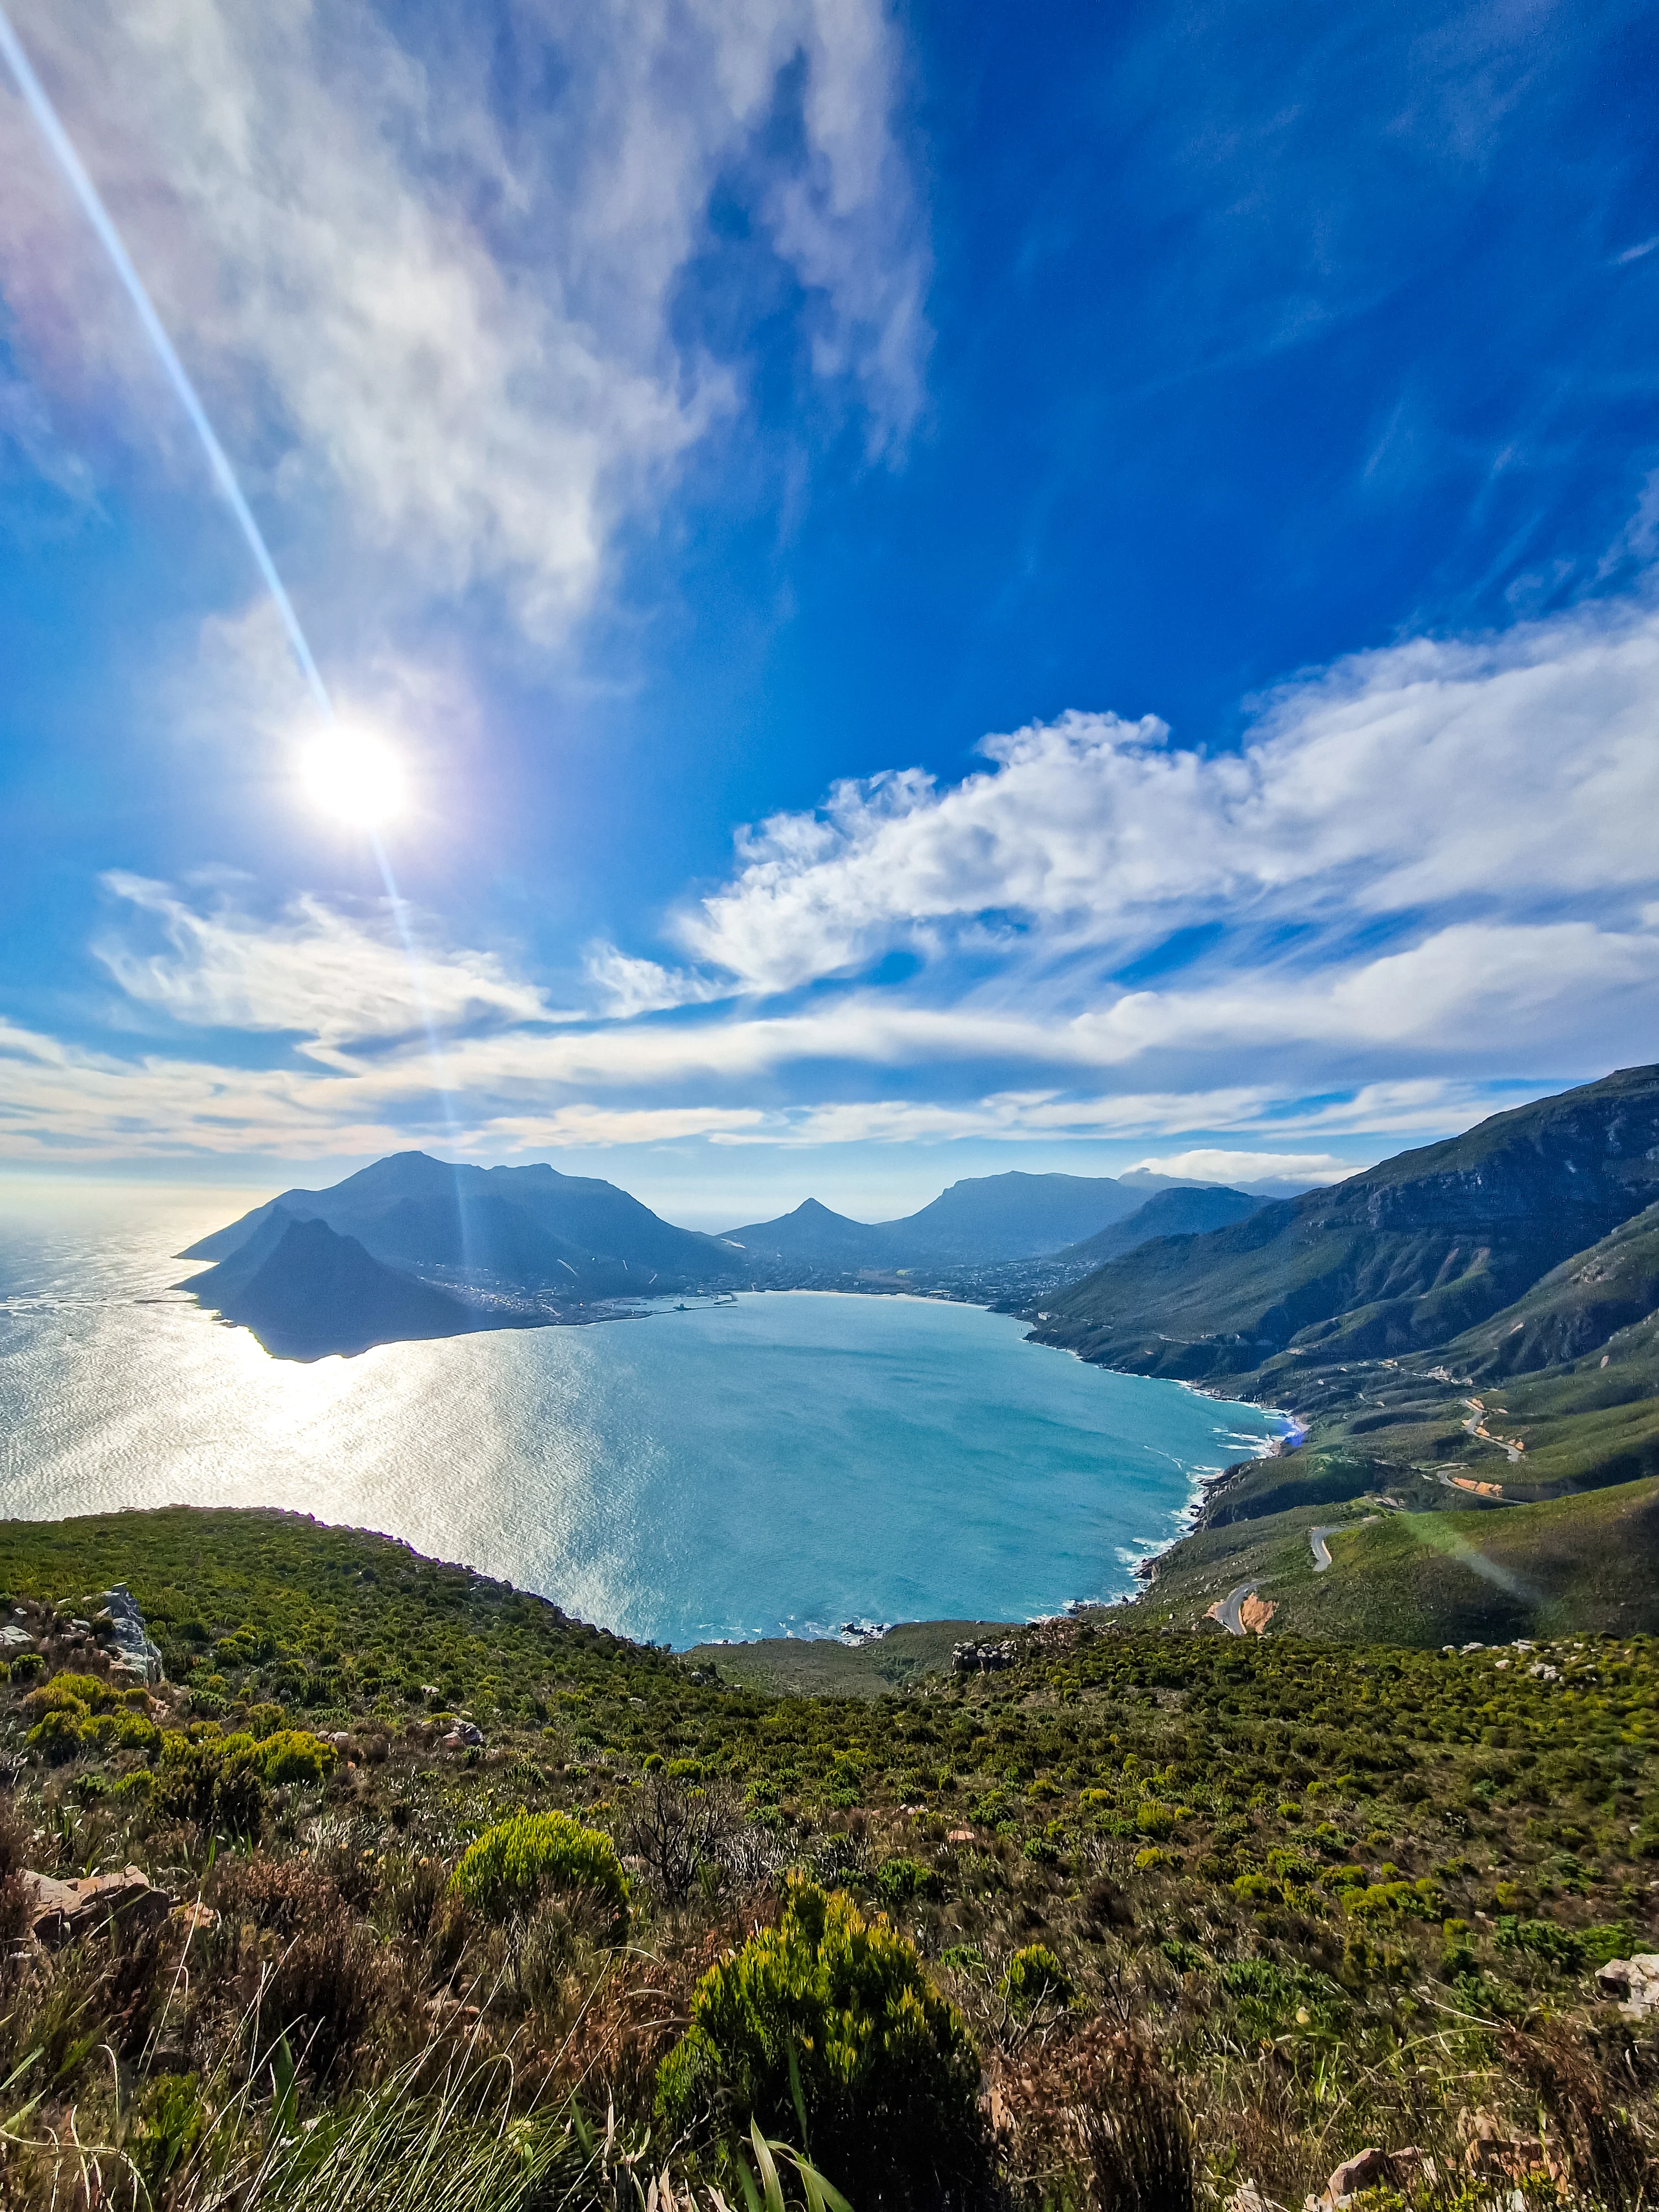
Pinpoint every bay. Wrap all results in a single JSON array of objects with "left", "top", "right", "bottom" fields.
[{"left": 0, "top": 1182, "right": 1284, "bottom": 1646}]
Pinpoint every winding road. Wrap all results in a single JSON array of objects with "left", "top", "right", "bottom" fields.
[
  {"left": 1213, "top": 1580, "right": 1260, "bottom": 1634},
  {"left": 1308, "top": 1515, "right": 1378, "bottom": 1571}
]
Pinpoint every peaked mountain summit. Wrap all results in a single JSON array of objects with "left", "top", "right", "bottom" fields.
[
  {"left": 182, "top": 1151, "right": 738, "bottom": 1297},
  {"left": 189, "top": 1214, "right": 478, "bottom": 1361}
]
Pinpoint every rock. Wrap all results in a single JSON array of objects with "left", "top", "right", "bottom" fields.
[
  {"left": 97, "top": 1585, "right": 164, "bottom": 1683},
  {"left": 1324, "top": 2147, "right": 1388, "bottom": 2201},
  {"left": 0, "top": 1625, "right": 34, "bottom": 1648},
  {"left": 1595, "top": 1953, "right": 1659, "bottom": 2020},
  {"left": 952, "top": 1639, "right": 1017, "bottom": 1673},
  {"left": 1308, "top": 2148, "right": 1436, "bottom": 2208},
  {"left": 22, "top": 1865, "right": 171, "bottom": 1948},
  {"left": 1457, "top": 2109, "right": 1562, "bottom": 2183},
  {"left": 1228, "top": 2186, "right": 1277, "bottom": 2212}
]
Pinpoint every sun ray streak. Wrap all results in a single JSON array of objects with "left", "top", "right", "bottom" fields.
[
  {"left": 0, "top": 5, "right": 463, "bottom": 1143},
  {"left": 0, "top": 5, "right": 331, "bottom": 719}
]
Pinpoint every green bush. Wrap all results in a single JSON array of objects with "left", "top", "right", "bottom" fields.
[
  {"left": 451, "top": 1810, "right": 629, "bottom": 1934},
  {"left": 155, "top": 1731, "right": 268, "bottom": 1837},
  {"left": 1135, "top": 1799, "right": 1179, "bottom": 1839},
  {"left": 1495, "top": 1915, "right": 1585, "bottom": 1973},
  {"left": 261, "top": 1729, "right": 337, "bottom": 1788},
  {"left": 873, "top": 1855, "right": 936, "bottom": 1909},
  {"left": 23, "top": 1673, "right": 104, "bottom": 1717},
  {"left": 27, "top": 1705, "right": 87, "bottom": 1763},
  {"left": 655, "top": 1875, "right": 978, "bottom": 2204},
  {"left": 1002, "top": 1943, "right": 1073, "bottom": 2016},
  {"left": 8, "top": 1653, "right": 43, "bottom": 1682}
]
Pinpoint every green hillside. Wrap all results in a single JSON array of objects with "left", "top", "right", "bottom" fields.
[
  {"left": 1446, "top": 1201, "right": 1659, "bottom": 1381},
  {"left": 0, "top": 1506, "right": 1655, "bottom": 2211}
]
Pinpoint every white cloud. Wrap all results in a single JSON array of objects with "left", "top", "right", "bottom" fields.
[
  {"left": 1128, "top": 1149, "right": 1358, "bottom": 1188},
  {"left": 0, "top": 0, "right": 928, "bottom": 635},
  {"left": 674, "top": 596, "right": 1659, "bottom": 992},
  {"left": 582, "top": 942, "right": 726, "bottom": 1019},
  {"left": 93, "top": 874, "right": 567, "bottom": 1055}
]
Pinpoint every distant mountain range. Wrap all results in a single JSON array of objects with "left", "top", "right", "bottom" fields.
[
  {"left": 197, "top": 1069, "right": 1659, "bottom": 1383},
  {"left": 182, "top": 1151, "right": 739, "bottom": 1295},
  {"left": 180, "top": 1156, "right": 1225, "bottom": 1359},
  {"left": 721, "top": 1169, "right": 1188, "bottom": 1270}
]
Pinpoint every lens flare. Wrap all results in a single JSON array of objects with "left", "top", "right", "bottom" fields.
[{"left": 300, "top": 727, "right": 407, "bottom": 828}]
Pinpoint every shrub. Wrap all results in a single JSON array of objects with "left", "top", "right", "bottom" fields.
[
  {"left": 130, "top": 2074, "right": 206, "bottom": 2195},
  {"left": 1077, "top": 2036, "right": 1194, "bottom": 2212},
  {"left": 1135, "top": 1799, "right": 1178, "bottom": 1840},
  {"left": 262, "top": 1729, "right": 337, "bottom": 1788},
  {"left": 155, "top": 1731, "right": 268, "bottom": 1837},
  {"left": 23, "top": 1672, "right": 106, "bottom": 1716},
  {"left": 656, "top": 1876, "right": 979, "bottom": 2203},
  {"left": 1003, "top": 1943, "right": 1073, "bottom": 2016},
  {"left": 874, "top": 1856, "right": 936, "bottom": 1909},
  {"left": 1496, "top": 1916, "right": 1585, "bottom": 1974},
  {"left": 452, "top": 1809, "right": 629, "bottom": 1934},
  {"left": 8, "top": 1652, "right": 43, "bottom": 1681},
  {"left": 27, "top": 1704, "right": 87, "bottom": 1762}
]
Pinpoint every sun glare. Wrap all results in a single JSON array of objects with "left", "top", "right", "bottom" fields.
[{"left": 300, "top": 726, "right": 408, "bottom": 829}]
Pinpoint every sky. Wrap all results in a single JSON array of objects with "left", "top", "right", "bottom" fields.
[{"left": 1, "top": 0, "right": 1656, "bottom": 1230}]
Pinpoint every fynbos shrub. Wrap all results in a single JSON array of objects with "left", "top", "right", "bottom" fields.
[
  {"left": 451, "top": 1809, "right": 630, "bottom": 1934},
  {"left": 656, "top": 1875, "right": 979, "bottom": 2204}
]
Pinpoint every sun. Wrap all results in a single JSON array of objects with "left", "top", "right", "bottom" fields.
[{"left": 299, "top": 724, "right": 407, "bottom": 828}]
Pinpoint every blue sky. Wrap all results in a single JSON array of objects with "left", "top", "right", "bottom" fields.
[{"left": 1, "top": 0, "right": 1656, "bottom": 1227}]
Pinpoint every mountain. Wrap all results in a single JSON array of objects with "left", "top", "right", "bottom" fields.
[
  {"left": 1443, "top": 1200, "right": 1659, "bottom": 1381},
  {"left": 720, "top": 1198, "right": 900, "bottom": 1270},
  {"left": 720, "top": 1171, "right": 1173, "bottom": 1270},
  {"left": 1037, "top": 1065, "right": 1659, "bottom": 1382},
  {"left": 181, "top": 1151, "right": 738, "bottom": 1295},
  {"left": 1053, "top": 1184, "right": 1266, "bottom": 1268},
  {"left": 877, "top": 1170, "right": 1158, "bottom": 1262},
  {"left": 187, "top": 1214, "right": 482, "bottom": 1361}
]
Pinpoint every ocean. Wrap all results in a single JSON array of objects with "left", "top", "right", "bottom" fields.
[{"left": 0, "top": 1181, "right": 1283, "bottom": 1646}]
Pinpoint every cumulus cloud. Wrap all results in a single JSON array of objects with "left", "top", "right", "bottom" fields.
[
  {"left": 675, "top": 595, "right": 1659, "bottom": 992},
  {"left": 0, "top": 0, "right": 928, "bottom": 634}
]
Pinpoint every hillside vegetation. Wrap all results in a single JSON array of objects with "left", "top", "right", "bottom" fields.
[
  {"left": 0, "top": 1506, "right": 1655, "bottom": 2211},
  {"left": 1016, "top": 1069, "right": 1659, "bottom": 1643}
]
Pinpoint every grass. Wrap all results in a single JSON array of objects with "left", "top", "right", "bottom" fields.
[{"left": 0, "top": 1505, "right": 1655, "bottom": 2209}]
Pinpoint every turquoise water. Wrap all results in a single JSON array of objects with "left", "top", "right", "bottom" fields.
[{"left": 0, "top": 1185, "right": 1282, "bottom": 1646}]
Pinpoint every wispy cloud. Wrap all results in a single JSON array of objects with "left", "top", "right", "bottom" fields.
[
  {"left": 0, "top": 0, "right": 928, "bottom": 635},
  {"left": 93, "top": 873, "right": 570, "bottom": 1056},
  {"left": 1128, "top": 1149, "right": 1360, "bottom": 1188}
]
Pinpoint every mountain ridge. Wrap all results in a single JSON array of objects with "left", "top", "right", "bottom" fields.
[{"left": 1035, "top": 1064, "right": 1659, "bottom": 1384}]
